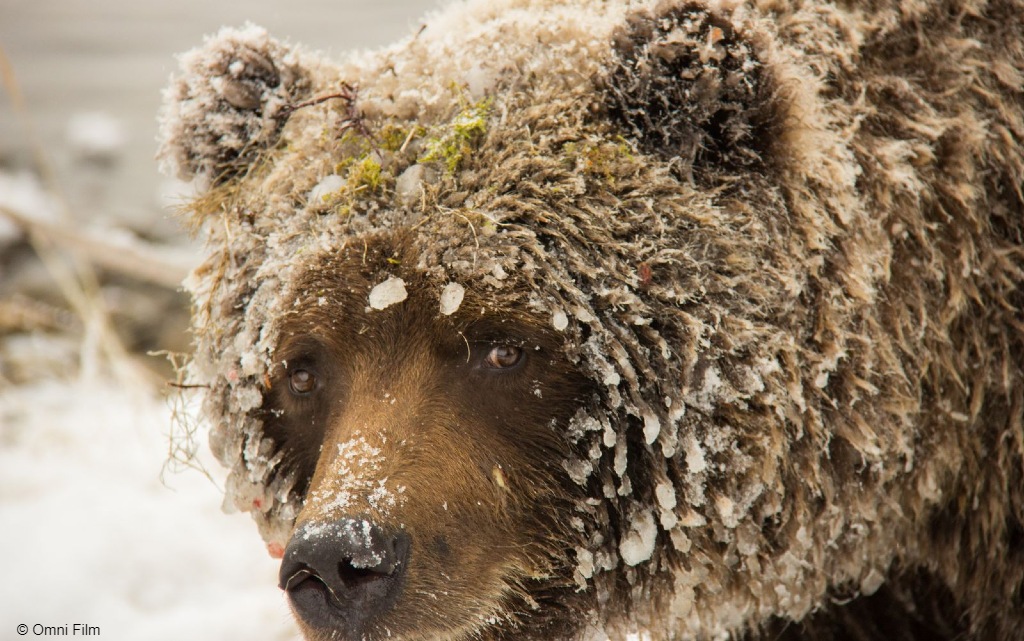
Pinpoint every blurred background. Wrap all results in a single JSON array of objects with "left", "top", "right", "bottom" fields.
[{"left": 0, "top": 1, "right": 436, "bottom": 639}]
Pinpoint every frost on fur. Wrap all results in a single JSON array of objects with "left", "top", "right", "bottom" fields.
[
  {"left": 160, "top": 0, "right": 1024, "bottom": 639},
  {"left": 158, "top": 24, "right": 312, "bottom": 184},
  {"left": 604, "top": 3, "right": 777, "bottom": 171}
]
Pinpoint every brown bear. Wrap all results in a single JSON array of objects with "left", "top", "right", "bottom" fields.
[{"left": 158, "top": 0, "right": 1024, "bottom": 640}]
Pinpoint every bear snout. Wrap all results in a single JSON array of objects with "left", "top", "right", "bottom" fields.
[{"left": 280, "top": 518, "right": 410, "bottom": 637}]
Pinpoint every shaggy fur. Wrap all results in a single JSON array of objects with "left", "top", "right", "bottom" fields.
[{"left": 159, "top": 0, "right": 1024, "bottom": 639}]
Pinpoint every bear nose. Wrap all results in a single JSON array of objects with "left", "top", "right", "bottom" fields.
[{"left": 279, "top": 517, "right": 410, "bottom": 635}]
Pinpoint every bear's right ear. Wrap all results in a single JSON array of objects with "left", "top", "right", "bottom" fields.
[
  {"left": 602, "top": 3, "right": 778, "bottom": 174},
  {"left": 158, "top": 24, "right": 312, "bottom": 186}
]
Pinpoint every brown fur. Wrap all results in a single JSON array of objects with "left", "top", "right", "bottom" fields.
[{"left": 159, "top": 0, "right": 1024, "bottom": 639}]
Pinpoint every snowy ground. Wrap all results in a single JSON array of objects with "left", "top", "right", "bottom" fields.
[{"left": 0, "top": 373, "right": 301, "bottom": 640}]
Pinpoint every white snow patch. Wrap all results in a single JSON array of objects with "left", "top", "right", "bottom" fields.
[
  {"left": 574, "top": 306, "right": 596, "bottom": 322},
  {"left": 306, "top": 435, "right": 402, "bottom": 519},
  {"left": 0, "top": 171, "right": 59, "bottom": 244},
  {"left": 670, "top": 529, "right": 692, "bottom": 553},
  {"left": 464, "top": 63, "right": 497, "bottom": 98},
  {"left": 603, "top": 423, "right": 617, "bottom": 448},
  {"left": 0, "top": 378, "right": 300, "bottom": 640},
  {"left": 660, "top": 509, "right": 678, "bottom": 530},
  {"left": 439, "top": 282, "right": 465, "bottom": 315},
  {"left": 239, "top": 349, "right": 261, "bottom": 377},
  {"left": 368, "top": 277, "right": 408, "bottom": 310},
  {"left": 563, "top": 458, "right": 594, "bottom": 485},
  {"left": 685, "top": 364, "right": 724, "bottom": 414},
  {"left": 66, "top": 111, "right": 126, "bottom": 158},
  {"left": 678, "top": 510, "right": 707, "bottom": 527}
]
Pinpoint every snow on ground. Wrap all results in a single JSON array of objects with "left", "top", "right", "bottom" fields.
[{"left": 0, "top": 374, "right": 301, "bottom": 641}]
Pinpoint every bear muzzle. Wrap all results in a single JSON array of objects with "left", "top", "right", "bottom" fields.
[{"left": 279, "top": 517, "right": 410, "bottom": 638}]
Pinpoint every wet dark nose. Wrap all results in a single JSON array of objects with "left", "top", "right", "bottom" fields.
[{"left": 279, "top": 518, "right": 410, "bottom": 635}]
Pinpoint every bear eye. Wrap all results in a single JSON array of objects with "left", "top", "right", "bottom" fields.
[
  {"left": 484, "top": 345, "right": 524, "bottom": 369},
  {"left": 288, "top": 368, "right": 318, "bottom": 396}
]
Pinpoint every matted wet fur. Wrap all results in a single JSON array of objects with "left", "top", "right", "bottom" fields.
[{"left": 158, "top": 0, "right": 1024, "bottom": 639}]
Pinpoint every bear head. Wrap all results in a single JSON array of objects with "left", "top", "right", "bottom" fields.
[{"left": 159, "top": 2, "right": 1024, "bottom": 640}]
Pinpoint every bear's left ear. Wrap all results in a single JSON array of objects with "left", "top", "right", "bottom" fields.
[
  {"left": 158, "top": 24, "right": 313, "bottom": 186},
  {"left": 603, "top": 3, "right": 778, "bottom": 173}
]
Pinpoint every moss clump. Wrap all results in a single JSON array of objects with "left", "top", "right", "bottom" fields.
[
  {"left": 420, "top": 97, "right": 492, "bottom": 173},
  {"left": 348, "top": 155, "right": 384, "bottom": 193},
  {"left": 379, "top": 124, "right": 425, "bottom": 153},
  {"left": 562, "top": 137, "right": 636, "bottom": 185}
]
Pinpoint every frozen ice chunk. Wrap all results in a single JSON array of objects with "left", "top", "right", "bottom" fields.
[
  {"left": 683, "top": 434, "right": 707, "bottom": 474},
  {"left": 439, "top": 282, "right": 465, "bottom": 315},
  {"left": 563, "top": 458, "right": 594, "bottom": 485},
  {"left": 309, "top": 174, "right": 344, "bottom": 202},
  {"left": 235, "top": 386, "right": 263, "bottom": 412},
  {"left": 655, "top": 482, "right": 677, "bottom": 511},
  {"left": 619, "top": 510, "right": 657, "bottom": 566},
  {"left": 716, "top": 495, "right": 739, "bottom": 528},
  {"left": 643, "top": 411, "right": 661, "bottom": 444},
  {"left": 552, "top": 309, "right": 569, "bottom": 331},
  {"left": 576, "top": 547, "right": 595, "bottom": 579},
  {"left": 369, "top": 277, "right": 408, "bottom": 310},
  {"left": 395, "top": 164, "right": 425, "bottom": 204}
]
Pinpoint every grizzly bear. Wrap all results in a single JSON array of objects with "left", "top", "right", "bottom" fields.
[{"left": 158, "top": 0, "right": 1024, "bottom": 640}]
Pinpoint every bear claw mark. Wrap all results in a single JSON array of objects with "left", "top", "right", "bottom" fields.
[
  {"left": 603, "top": 4, "right": 776, "bottom": 174},
  {"left": 158, "top": 25, "right": 312, "bottom": 185}
]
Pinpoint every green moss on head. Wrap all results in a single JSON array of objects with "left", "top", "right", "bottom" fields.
[
  {"left": 348, "top": 155, "right": 384, "bottom": 192},
  {"left": 420, "top": 97, "right": 492, "bottom": 173},
  {"left": 562, "top": 136, "right": 637, "bottom": 185},
  {"left": 379, "top": 124, "right": 425, "bottom": 153}
]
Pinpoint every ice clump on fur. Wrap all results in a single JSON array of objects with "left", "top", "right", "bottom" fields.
[
  {"left": 439, "top": 282, "right": 465, "bottom": 315},
  {"left": 309, "top": 174, "right": 344, "bottom": 202},
  {"left": 369, "top": 277, "right": 408, "bottom": 310},
  {"left": 157, "top": 23, "right": 311, "bottom": 182},
  {"left": 619, "top": 510, "right": 657, "bottom": 566}
]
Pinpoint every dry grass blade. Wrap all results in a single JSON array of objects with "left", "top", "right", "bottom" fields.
[
  {"left": 152, "top": 350, "right": 217, "bottom": 487},
  {"left": 0, "top": 204, "right": 193, "bottom": 289},
  {"left": 0, "top": 294, "right": 79, "bottom": 333}
]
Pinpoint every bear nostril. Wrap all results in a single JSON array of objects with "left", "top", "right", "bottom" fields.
[
  {"left": 338, "top": 557, "right": 389, "bottom": 588},
  {"left": 281, "top": 566, "right": 315, "bottom": 591},
  {"left": 279, "top": 518, "right": 410, "bottom": 634}
]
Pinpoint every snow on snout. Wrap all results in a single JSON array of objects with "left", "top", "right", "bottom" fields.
[{"left": 295, "top": 518, "right": 385, "bottom": 569}]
